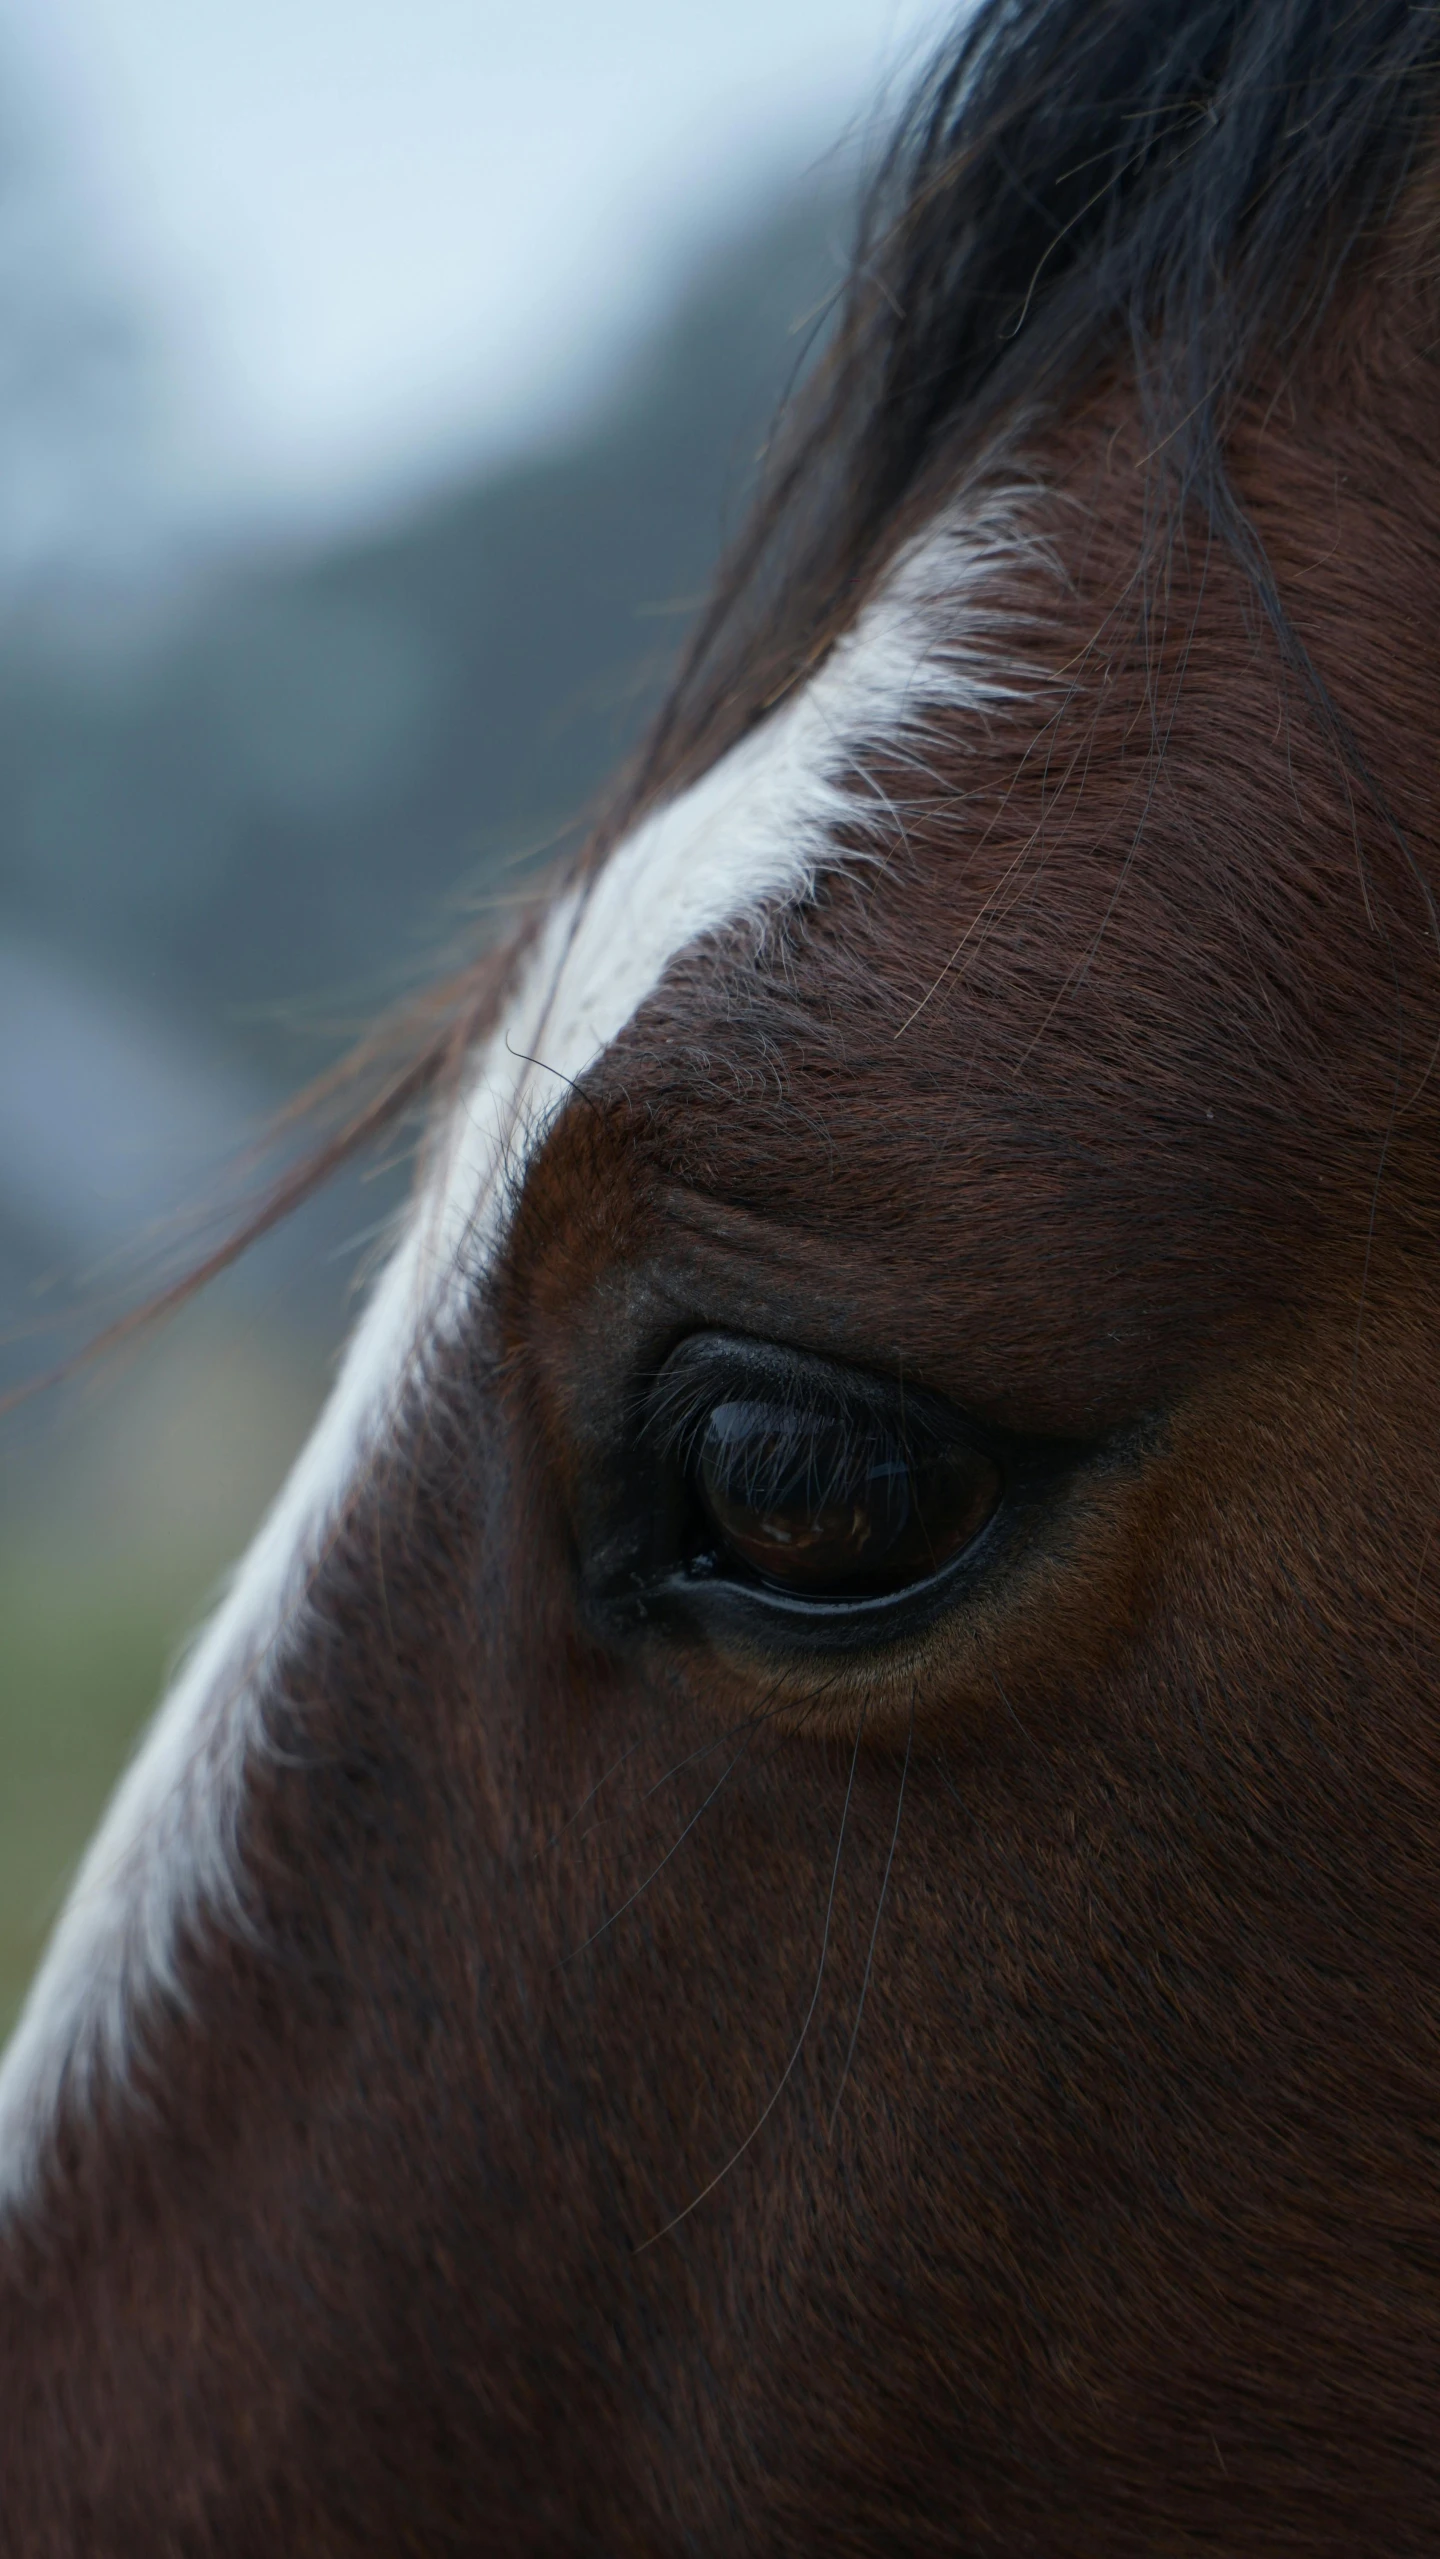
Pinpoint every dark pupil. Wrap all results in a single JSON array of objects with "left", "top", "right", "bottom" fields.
[{"left": 695, "top": 1401, "right": 999, "bottom": 1597}]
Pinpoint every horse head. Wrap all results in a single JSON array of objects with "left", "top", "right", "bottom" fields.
[{"left": 5, "top": 1, "right": 1440, "bottom": 2545}]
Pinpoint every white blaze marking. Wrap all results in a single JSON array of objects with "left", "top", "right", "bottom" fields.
[{"left": 0, "top": 491, "right": 1031, "bottom": 2203}]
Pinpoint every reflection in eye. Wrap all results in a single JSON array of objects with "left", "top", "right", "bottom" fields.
[{"left": 694, "top": 1399, "right": 1000, "bottom": 1598}]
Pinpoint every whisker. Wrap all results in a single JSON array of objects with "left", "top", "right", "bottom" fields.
[
  {"left": 556, "top": 1734, "right": 760, "bottom": 1966},
  {"left": 557, "top": 1663, "right": 847, "bottom": 1961},
  {"left": 570, "top": 1716, "right": 776, "bottom": 1851},
  {"left": 558, "top": 1672, "right": 847, "bottom": 1964},
  {"left": 539, "top": 1681, "right": 794, "bottom": 1874},
  {"left": 827, "top": 1685, "right": 915, "bottom": 2139},
  {"left": 534, "top": 1733, "right": 651, "bottom": 1859},
  {"left": 558, "top": 1715, "right": 759, "bottom": 1859},
  {"left": 634, "top": 1701, "right": 867, "bottom": 2252},
  {"left": 635, "top": 1718, "right": 761, "bottom": 1809}
]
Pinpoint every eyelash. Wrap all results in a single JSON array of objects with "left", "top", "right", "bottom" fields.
[
  {"left": 621, "top": 1335, "right": 1053, "bottom": 1645},
  {"left": 577, "top": 1332, "right": 1091, "bottom": 1659}
]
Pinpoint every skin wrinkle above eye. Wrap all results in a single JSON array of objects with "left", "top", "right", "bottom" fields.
[{"left": 504, "top": 1081, "right": 1195, "bottom": 1735}]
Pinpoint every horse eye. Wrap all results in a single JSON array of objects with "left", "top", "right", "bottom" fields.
[{"left": 693, "top": 1399, "right": 1000, "bottom": 1598}]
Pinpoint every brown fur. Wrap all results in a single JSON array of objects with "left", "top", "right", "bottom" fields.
[{"left": 5, "top": 108, "right": 1440, "bottom": 2559}]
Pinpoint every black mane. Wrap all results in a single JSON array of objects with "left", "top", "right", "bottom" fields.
[{"left": 632, "top": 0, "right": 1440, "bottom": 812}]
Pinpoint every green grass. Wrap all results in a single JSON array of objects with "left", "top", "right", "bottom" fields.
[{"left": 0, "top": 1311, "right": 326, "bottom": 2041}]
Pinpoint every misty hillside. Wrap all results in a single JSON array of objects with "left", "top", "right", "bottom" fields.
[
  {"left": 0, "top": 187, "right": 846, "bottom": 1082},
  {"left": 0, "top": 147, "right": 853, "bottom": 2044}
]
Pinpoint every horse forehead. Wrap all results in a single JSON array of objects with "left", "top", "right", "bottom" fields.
[
  {"left": 502, "top": 471, "right": 1411, "bottom": 1430},
  {"left": 423, "top": 485, "right": 1045, "bottom": 1309}
]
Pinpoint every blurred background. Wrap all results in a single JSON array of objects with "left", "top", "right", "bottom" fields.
[{"left": 0, "top": 0, "right": 949, "bottom": 2030}]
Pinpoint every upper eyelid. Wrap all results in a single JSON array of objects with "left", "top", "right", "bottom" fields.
[
  {"left": 649, "top": 1385, "right": 912, "bottom": 1495},
  {"left": 644, "top": 1336, "right": 953, "bottom": 1440}
]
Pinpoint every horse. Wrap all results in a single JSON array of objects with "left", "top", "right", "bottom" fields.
[{"left": 4, "top": 0, "right": 1440, "bottom": 2544}]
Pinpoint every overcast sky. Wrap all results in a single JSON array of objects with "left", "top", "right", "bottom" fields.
[{"left": 0, "top": 0, "right": 952, "bottom": 536}]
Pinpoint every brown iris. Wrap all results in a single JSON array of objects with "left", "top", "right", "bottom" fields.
[{"left": 694, "top": 1399, "right": 1000, "bottom": 1598}]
